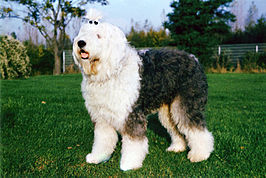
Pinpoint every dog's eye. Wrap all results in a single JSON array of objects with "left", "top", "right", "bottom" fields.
[
  {"left": 97, "top": 34, "right": 101, "bottom": 39},
  {"left": 85, "top": 19, "right": 100, "bottom": 25}
]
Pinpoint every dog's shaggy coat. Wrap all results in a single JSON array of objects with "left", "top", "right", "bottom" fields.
[{"left": 73, "top": 9, "right": 214, "bottom": 171}]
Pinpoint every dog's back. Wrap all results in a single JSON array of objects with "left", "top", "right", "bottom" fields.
[{"left": 138, "top": 48, "right": 208, "bottom": 123}]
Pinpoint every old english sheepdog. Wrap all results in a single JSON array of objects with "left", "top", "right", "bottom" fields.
[{"left": 73, "top": 9, "right": 214, "bottom": 171}]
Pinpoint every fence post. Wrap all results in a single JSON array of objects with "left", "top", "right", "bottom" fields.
[
  {"left": 63, "top": 51, "right": 65, "bottom": 73},
  {"left": 218, "top": 46, "right": 221, "bottom": 55},
  {"left": 256, "top": 45, "right": 258, "bottom": 53}
]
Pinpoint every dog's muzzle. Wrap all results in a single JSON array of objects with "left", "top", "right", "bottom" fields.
[{"left": 77, "top": 40, "right": 90, "bottom": 60}]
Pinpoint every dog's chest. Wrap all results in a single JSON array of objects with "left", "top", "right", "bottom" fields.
[
  {"left": 81, "top": 77, "right": 139, "bottom": 123},
  {"left": 83, "top": 80, "right": 125, "bottom": 105}
]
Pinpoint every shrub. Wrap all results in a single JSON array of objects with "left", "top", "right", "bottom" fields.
[
  {"left": 213, "top": 50, "right": 232, "bottom": 70},
  {"left": 23, "top": 41, "right": 54, "bottom": 75},
  {"left": 0, "top": 36, "right": 31, "bottom": 79},
  {"left": 257, "top": 52, "right": 266, "bottom": 69},
  {"left": 241, "top": 51, "right": 266, "bottom": 72},
  {"left": 127, "top": 25, "right": 171, "bottom": 48},
  {"left": 208, "top": 51, "right": 233, "bottom": 73}
]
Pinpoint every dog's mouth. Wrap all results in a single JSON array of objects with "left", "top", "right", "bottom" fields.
[
  {"left": 80, "top": 49, "right": 89, "bottom": 60},
  {"left": 79, "top": 49, "right": 100, "bottom": 63}
]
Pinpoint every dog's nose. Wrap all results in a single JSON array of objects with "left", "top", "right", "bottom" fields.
[{"left": 77, "top": 40, "right": 86, "bottom": 48}]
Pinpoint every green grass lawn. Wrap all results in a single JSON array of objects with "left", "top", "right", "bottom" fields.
[{"left": 1, "top": 74, "right": 265, "bottom": 177}]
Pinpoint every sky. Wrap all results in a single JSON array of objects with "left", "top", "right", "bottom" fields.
[
  {"left": 87, "top": 0, "right": 266, "bottom": 33},
  {"left": 0, "top": 0, "right": 266, "bottom": 41},
  {"left": 88, "top": 0, "right": 173, "bottom": 32}
]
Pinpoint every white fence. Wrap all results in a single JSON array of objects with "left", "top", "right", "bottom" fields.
[
  {"left": 216, "top": 43, "right": 266, "bottom": 64},
  {"left": 62, "top": 50, "right": 74, "bottom": 73}
]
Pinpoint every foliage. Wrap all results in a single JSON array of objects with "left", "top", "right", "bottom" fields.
[
  {"left": 245, "top": 1, "right": 258, "bottom": 28},
  {"left": 1, "top": 0, "right": 108, "bottom": 75},
  {"left": 164, "top": 0, "right": 235, "bottom": 67},
  {"left": 10, "top": 32, "right": 17, "bottom": 39},
  {"left": 23, "top": 40, "right": 54, "bottom": 75},
  {"left": 127, "top": 21, "right": 170, "bottom": 48},
  {"left": 224, "top": 15, "right": 266, "bottom": 44},
  {"left": 241, "top": 51, "right": 266, "bottom": 72},
  {"left": 1, "top": 74, "right": 265, "bottom": 176},
  {"left": 230, "top": 0, "right": 245, "bottom": 31},
  {"left": 209, "top": 50, "right": 266, "bottom": 73},
  {"left": 257, "top": 52, "right": 266, "bottom": 68},
  {"left": 0, "top": 35, "right": 31, "bottom": 79},
  {"left": 211, "top": 50, "right": 233, "bottom": 72}
]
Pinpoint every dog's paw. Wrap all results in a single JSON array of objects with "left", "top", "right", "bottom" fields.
[
  {"left": 187, "top": 129, "right": 214, "bottom": 162},
  {"left": 120, "top": 136, "right": 148, "bottom": 171},
  {"left": 187, "top": 150, "right": 211, "bottom": 162},
  {"left": 120, "top": 158, "right": 142, "bottom": 171},
  {"left": 86, "top": 153, "right": 111, "bottom": 164},
  {"left": 166, "top": 143, "right": 186, "bottom": 153}
]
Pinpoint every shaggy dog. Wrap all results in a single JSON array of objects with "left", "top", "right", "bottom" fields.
[{"left": 73, "top": 9, "right": 214, "bottom": 171}]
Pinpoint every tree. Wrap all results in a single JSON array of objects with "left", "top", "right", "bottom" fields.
[
  {"left": 245, "top": 1, "right": 258, "bottom": 28},
  {"left": 23, "top": 40, "right": 54, "bottom": 75},
  {"left": 127, "top": 19, "right": 171, "bottom": 48},
  {"left": 11, "top": 32, "right": 17, "bottom": 39},
  {"left": 223, "top": 15, "right": 266, "bottom": 44},
  {"left": 20, "top": 23, "right": 43, "bottom": 45},
  {"left": 1, "top": 0, "right": 108, "bottom": 75},
  {"left": 127, "top": 26, "right": 171, "bottom": 48},
  {"left": 164, "top": 0, "right": 235, "bottom": 67},
  {"left": 230, "top": 0, "right": 246, "bottom": 31}
]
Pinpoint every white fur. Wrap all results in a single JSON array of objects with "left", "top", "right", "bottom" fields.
[
  {"left": 86, "top": 121, "right": 118, "bottom": 164},
  {"left": 85, "top": 8, "right": 103, "bottom": 21},
  {"left": 186, "top": 128, "right": 214, "bottom": 162},
  {"left": 170, "top": 97, "right": 214, "bottom": 162},
  {"left": 189, "top": 54, "right": 199, "bottom": 62},
  {"left": 120, "top": 135, "right": 149, "bottom": 171},
  {"left": 73, "top": 9, "right": 142, "bottom": 131},
  {"left": 73, "top": 9, "right": 144, "bottom": 170},
  {"left": 73, "top": 9, "right": 213, "bottom": 170}
]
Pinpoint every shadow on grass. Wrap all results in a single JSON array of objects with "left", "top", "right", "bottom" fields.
[
  {"left": 1, "top": 103, "right": 17, "bottom": 129},
  {"left": 147, "top": 113, "right": 171, "bottom": 143}
]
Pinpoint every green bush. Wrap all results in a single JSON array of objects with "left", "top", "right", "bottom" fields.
[
  {"left": 242, "top": 51, "right": 266, "bottom": 72},
  {"left": 127, "top": 27, "right": 170, "bottom": 48},
  {"left": 0, "top": 36, "right": 31, "bottom": 79},
  {"left": 212, "top": 50, "right": 232, "bottom": 70},
  {"left": 23, "top": 41, "right": 54, "bottom": 75},
  {"left": 257, "top": 52, "right": 266, "bottom": 68}
]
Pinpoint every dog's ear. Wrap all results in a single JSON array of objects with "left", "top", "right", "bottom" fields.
[{"left": 72, "top": 51, "right": 82, "bottom": 69}]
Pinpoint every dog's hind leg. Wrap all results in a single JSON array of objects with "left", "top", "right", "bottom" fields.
[
  {"left": 86, "top": 120, "right": 118, "bottom": 164},
  {"left": 158, "top": 104, "right": 186, "bottom": 152},
  {"left": 170, "top": 97, "right": 214, "bottom": 162},
  {"left": 120, "top": 111, "right": 148, "bottom": 171}
]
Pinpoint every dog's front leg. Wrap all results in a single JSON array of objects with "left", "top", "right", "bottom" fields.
[
  {"left": 86, "top": 120, "right": 118, "bottom": 164},
  {"left": 120, "top": 135, "right": 148, "bottom": 171},
  {"left": 120, "top": 111, "right": 148, "bottom": 171}
]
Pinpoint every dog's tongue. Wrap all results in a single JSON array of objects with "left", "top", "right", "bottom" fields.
[{"left": 81, "top": 52, "right": 89, "bottom": 59}]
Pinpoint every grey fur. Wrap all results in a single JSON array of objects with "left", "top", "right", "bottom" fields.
[
  {"left": 123, "top": 110, "right": 147, "bottom": 140},
  {"left": 124, "top": 48, "right": 208, "bottom": 139}
]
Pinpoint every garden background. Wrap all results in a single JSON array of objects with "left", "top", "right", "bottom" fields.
[{"left": 0, "top": 0, "right": 265, "bottom": 176}]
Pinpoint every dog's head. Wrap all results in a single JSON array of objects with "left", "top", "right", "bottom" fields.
[{"left": 73, "top": 9, "right": 128, "bottom": 79}]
